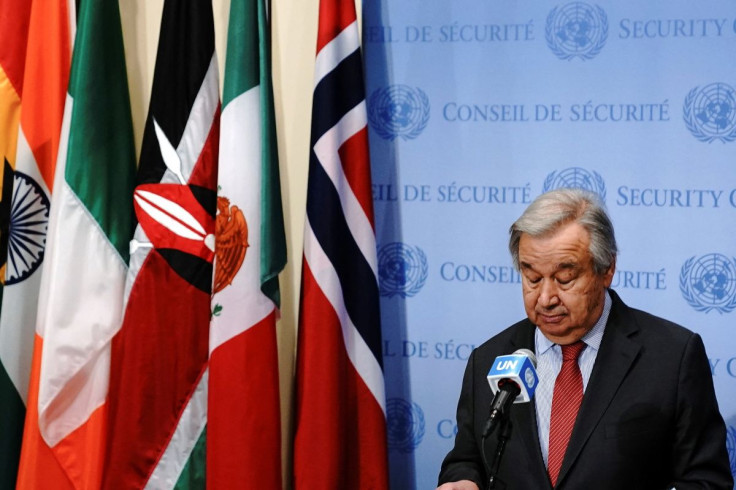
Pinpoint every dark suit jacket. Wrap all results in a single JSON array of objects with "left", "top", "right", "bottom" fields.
[{"left": 438, "top": 290, "right": 733, "bottom": 490}]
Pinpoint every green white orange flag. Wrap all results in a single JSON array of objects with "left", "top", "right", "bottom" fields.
[
  {"left": 208, "top": 0, "right": 286, "bottom": 486},
  {"left": 0, "top": 0, "right": 73, "bottom": 487},
  {"left": 103, "top": 0, "right": 219, "bottom": 487},
  {"left": 0, "top": 1, "right": 32, "bottom": 486},
  {"left": 14, "top": 0, "right": 136, "bottom": 488}
]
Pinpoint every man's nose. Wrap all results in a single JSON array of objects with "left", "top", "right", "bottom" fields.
[{"left": 538, "top": 279, "right": 560, "bottom": 307}]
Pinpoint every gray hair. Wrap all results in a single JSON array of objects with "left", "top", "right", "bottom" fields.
[{"left": 509, "top": 188, "right": 617, "bottom": 274}]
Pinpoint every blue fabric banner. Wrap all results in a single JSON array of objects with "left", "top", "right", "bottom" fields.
[{"left": 363, "top": 1, "right": 736, "bottom": 488}]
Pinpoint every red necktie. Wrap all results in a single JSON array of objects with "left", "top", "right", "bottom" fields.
[{"left": 547, "top": 341, "right": 586, "bottom": 486}]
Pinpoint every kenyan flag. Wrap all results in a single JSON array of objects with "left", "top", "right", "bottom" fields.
[{"left": 103, "top": 0, "right": 220, "bottom": 487}]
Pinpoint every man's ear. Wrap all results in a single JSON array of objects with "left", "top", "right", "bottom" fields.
[{"left": 602, "top": 258, "right": 616, "bottom": 287}]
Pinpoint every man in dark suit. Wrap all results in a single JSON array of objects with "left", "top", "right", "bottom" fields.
[{"left": 437, "top": 188, "right": 733, "bottom": 490}]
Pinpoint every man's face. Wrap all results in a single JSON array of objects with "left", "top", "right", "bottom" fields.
[{"left": 518, "top": 221, "right": 614, "bottom": 345}]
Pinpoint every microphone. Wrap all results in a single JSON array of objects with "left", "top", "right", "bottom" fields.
[{"left": 482, "top": 349, "right": 539, "bottom": 438}]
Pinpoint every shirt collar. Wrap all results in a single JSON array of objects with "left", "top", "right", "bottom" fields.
[{"left": 535, "top": 289, "right": 612, "bottom": 354}]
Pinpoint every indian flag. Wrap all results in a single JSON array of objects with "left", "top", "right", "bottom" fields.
[
  {"left": 208, "top": 0, "right": 286, "bottom": 486},
  {"left": 15, "top": 0, "right": 136, "bottom": 488},
  {"left": 0, "top": 0, "right": 32, "bottom": 486},
  {"left": 0, "top": 0, "right": 72, "bottom": 487}
]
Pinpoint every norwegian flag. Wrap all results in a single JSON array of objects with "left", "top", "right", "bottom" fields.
[{"left": 293, "top": 0, "right": 389, "bottom": 487}]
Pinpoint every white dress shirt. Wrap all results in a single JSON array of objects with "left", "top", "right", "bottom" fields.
[{"left": 534, "top": 290, "right": 612, "bottom": 467}]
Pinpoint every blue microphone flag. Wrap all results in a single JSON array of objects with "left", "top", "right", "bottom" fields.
[{"left": 486, "top": 349, "right": 539, "bottom": 403}]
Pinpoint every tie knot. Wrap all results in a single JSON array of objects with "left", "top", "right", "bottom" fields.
[{"left": 561, "top": 341, "right": 586, "bottom": 362}]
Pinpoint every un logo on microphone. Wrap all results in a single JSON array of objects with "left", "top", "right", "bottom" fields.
[
  {"left": 368, "top": 85, "right": 430, "bottom": 141},
  {"left": 387, "top": 398, "right": 425, "bottom": 453},
  {"left": 683, "top": 83, "right": 736, "bottom": 143},
  {"left": 378, "top": 243, "right": 428, "bottom": 298},
  {"left": 542, "top": 167, "right": 606, "bottom": 201},
  {"left": 546, "top": 2, "right": 608, "bottom": 61},
  {"left": 680, "top": 253, "right": 736, "bottom": 314}
]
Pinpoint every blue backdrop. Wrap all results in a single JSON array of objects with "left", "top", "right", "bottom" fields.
[{"left": 362, "top": 1, "right": 736, "bottom": 488}]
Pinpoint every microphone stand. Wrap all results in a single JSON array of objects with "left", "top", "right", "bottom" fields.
[
  {"left": 481, "top": 381, "right": 520, "bottom": 490},
  {"left": 487, "top": 418, "right": 512, "bottom": 489}
]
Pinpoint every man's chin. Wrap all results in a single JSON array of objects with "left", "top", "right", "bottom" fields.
[{"left": 536, "top": 323, "right": 579, "bottom": 342}]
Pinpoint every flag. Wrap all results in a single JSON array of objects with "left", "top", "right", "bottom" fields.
[
  {"left": 293, "top": 0, "right": 389, "bottom": 486},
  {"left": 207, "top": 0, "right": 286, "bottom": 486},
  {"left": 103, "top": 0, "right": 219, "bottom": 487},
  {"left": 0, "top": 1, "right": 33, "bottom": 486},
  {"left": 1, "top": 0, "right": 72, "bottom": 487},
  {"left": 14, "top": 0, "right": 135, "bottom": 488}
]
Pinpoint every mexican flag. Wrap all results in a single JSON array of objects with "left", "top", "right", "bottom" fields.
[
  {"left": 208, "top": 0, "right": 286, "bottom": 486},
  {"left": 15, "top": 0, "right": 136, "bottom": 488}
]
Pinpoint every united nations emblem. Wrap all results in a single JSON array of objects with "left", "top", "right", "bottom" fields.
[
  {"left": 368, "top": 85, "right": 430, "bottom": 141},
  {"left": 683, "top": 83, "right": 736, "bottom": 143},
  {"left": 542, "top": 167, "right": 606, "bottom": 201},
  {"left": 378, "top": 242, "right": 428, "bottom": 298},
  {"left": 524, "top": 367, "right": 536, "bottom": 389},
  {"left": 387, "top": 397, "right": 425, "bottom": 453},
  {"left": 727, "top": 425, "right": 736, "bottom": 477},
  {"left": 680, "top": 253, "right": 736, "bottom": 314},
  {"left": 546, "top": 2, "right": 608, "bottom": 61},
  {"left": 4, "top": 169, "right": 50, "bottom": 285}
]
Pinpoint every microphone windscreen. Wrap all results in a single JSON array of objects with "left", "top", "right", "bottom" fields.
[
  {"left": 513, "top": 348, "right": 537, "bottom": 367},
  {"left": 487, "top": 350, "right": 539, "bottom": 403}
]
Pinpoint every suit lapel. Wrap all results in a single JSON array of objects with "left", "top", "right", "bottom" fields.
[{"left": 556, "top": 290, "right": 641, "bottom": 487}]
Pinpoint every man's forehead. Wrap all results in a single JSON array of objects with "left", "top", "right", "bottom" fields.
[{"left": 519, "top": 257, "right": 582, "bottom": 271}]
